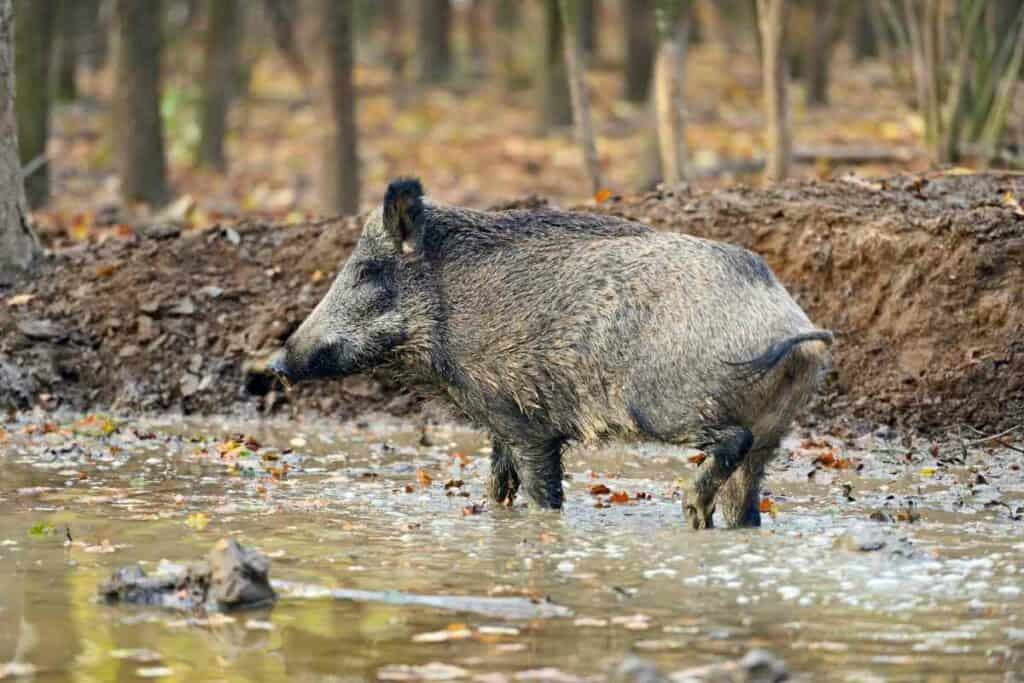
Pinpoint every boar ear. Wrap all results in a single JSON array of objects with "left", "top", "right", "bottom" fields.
[{"left": 382, "top": 178, "right": 425, "bottom": 248}]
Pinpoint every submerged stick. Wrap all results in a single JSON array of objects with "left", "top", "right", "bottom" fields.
[{"left": 272, "top": 580, "right": 573, "bottom": 620}]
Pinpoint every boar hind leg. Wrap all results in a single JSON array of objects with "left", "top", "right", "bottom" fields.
[
  {"left": 511, "top": 439, "right": 566, "bottom": 510},
  {"left": 717, "top": 454, "right": 771, "bottom": 528},
  {"left": 487, "top": 438, "right": 521, "bottom": 505},
  {"left": 682, "top": 425, "right": 753, "bottom": 530}
]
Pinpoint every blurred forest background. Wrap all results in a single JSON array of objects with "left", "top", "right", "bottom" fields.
[{"left": 3, "top": 0, "right": 1024, "bottom": 263}]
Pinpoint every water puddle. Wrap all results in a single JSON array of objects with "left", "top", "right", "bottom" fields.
[{"left": 0, "top": 414, "right": 1021, "bottom": 681}]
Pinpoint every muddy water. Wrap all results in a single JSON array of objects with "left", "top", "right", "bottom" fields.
[{"left": 0, "top": 414, "right": 1022, "bottom": 682}]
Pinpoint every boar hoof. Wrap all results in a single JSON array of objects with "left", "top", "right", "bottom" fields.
[{"left": 683, "top": 498, "right": 715, "bottom": 530}]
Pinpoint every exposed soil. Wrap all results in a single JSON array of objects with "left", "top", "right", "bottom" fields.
[{"left": 1, "top": 172, "right": 1022, "bottom": 433}]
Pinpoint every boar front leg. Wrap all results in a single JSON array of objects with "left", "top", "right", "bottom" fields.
[
  {"left": 682, "top": 425, "right": 753, "bottom": 529},
  {"left": 508, "top": 438, "right": 566, "bottom": 510},
  {"left": 487, "top": 437, "right": 521, "bottom": 506}
]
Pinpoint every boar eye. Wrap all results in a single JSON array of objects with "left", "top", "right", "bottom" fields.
[{"left": 355, "top": 261, "right": 385, "bottom": 285}]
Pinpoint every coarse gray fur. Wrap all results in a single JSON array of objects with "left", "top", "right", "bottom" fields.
[{"left": 271, "top": 179, "right": 833, "bottom": 529}]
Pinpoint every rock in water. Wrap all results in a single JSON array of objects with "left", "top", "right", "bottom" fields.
[
  {"left": 208, "top": 538, "right": 276, "bottom": 608},
  {"left": 98, "top": 539, "right": 276, "bottom": 611}
]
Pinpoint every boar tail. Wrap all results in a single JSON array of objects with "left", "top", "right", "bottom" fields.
[
  {"left": 384, "top": 177, "right": 425, "bottom": 243},
  {"left": 726, "top": 330, "right": 834, "bottom": 381}
]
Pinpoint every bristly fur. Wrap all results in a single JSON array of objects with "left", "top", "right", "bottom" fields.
[{"left": 277, "top": 177, "right": 834, "bottom": 529}]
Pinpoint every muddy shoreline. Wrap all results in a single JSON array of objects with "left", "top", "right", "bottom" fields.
[{"left": 1, "top": 172, "right": 1021, "bottom": 435}]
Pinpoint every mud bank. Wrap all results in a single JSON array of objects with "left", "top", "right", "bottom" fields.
[{"left": 1, "top": 172, "right": 1021, "bottom": 433}]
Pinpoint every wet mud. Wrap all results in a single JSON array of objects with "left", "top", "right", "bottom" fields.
[{"left": 1, "top": 414, "right": 1021, "bottom": 681}]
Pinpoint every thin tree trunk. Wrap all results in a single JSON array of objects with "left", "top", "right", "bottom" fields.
[
  {"left": 494, "top": 0, "right": 518, "bottom": 89},
  {"left": 852, "top": 0, "right": 877, "bottom": 61},
  {"left": 560, "top": 0, "right": 602, "bottom": 192},
  {"left": 466, "top": 0, "right": 487, "bottom": 76},
  {"left": 417, "top": 0, "right": 451, "bottom": 84},
  {"left": 579, "top": 0, "right": 596, "bottom": 59},
  {"left": 0, "top": 0, "right": 40, "bottom": 283},
  {"left": 538, "top": 0, "right": 571, "bottom": 129},
  {"left": 757, "top": 0, "right": 791, "bottom": 183},
  {"left": 806, "top": 0, "right": 838, "bottom": 107},
  {"left": 54, "top": 0, "right": 77, "bottom": 101},
  {"left": 197, "top": 0, "right": 240, "bottom": 170},
  {"left": 113, "top": 0, "right": 169, "bottom": 207},
  {"left": 322, "top": 0, "right": 359, "bottom": 214},
  {"left": 14, "top": 0, "right": 54, "bottom": 209},
  {"left": 622, "top": 0, "right": 655, "bottom": 102},
  {"left": 654, "top": 0, "right": 689, "bottom": 184}
]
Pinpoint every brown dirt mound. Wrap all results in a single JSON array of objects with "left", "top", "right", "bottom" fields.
[
  {"left": 1, "top": 172, "right": 1021, "bottom": 433},
  {"left": 591, "top": 172, "right": 1024, "bottom": 432}
]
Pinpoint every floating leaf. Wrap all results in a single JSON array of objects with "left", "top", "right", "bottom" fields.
[
  {"left": 416, "top": 468, "right": 433, "bottom": 487},
  {"left": 759, "top": 497, "right": 779, "bottom": 518},
  {"left": 185, "top": 512, "right": 210, "bottom": 531},
  {"left": 589, "top": 484, "right": 611, "bottom": 495},
  {"left": 28, "top": 522, "right": 55, "bottom": 537},
  {"left": 72, "top": 414, "right": 118, "bottom": 437},
  {"left": 609, "top": 491, "right": 630, "bottom": 504},
  {"left": 594, "top": 188, "right": 613, "bottom": 203},
  {"left": 688, "top": 453, "right": 707, "bottom": 465},
  {"left": 920, "top": 467, "right": 936, "bottom": 478}
]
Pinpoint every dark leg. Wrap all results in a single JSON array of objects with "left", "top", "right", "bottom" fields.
[
  {"left": 717, "top": 456, "right": 770, "bottom": 528},
  {"left": 682, "top": 425, "right": 753, "bottom": 529},
  {"left": 487, "top": 437, "right": 520, "bottom": 505},
  {"left": 718, "top": 441, "right": 778, "bottom": 527},
  {"left": 510, "top": 438, "right": 566, "bottom": 510}
]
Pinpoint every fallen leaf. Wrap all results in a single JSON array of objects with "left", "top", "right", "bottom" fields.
[
  {"left": 6, "top": 293, "right": 34, "bottom": 306},
  {"left": 609, "top": 491, "right": 630, "bottom": 504},
  {"left": 416, "top": 468, "right": 433, "bottom": 487},
  {"left": 185, "top": 512, "right": 210, "bottom": 531},
  {"left": 920, "top": 467, "right": 936, "bottom": 478},
  {"left": 594, "top": 188, "right": 613, "bottom": 203},
  {"left": 72, "top": 414, "right": 118, "bottom": 437},
  {"left": 589, "top": 484, "right": 611, "bottom": 495},
  {"left": 1003, "top": 192, "right": 1024, "bottom": 218},
  {"left": 462, "top": 503, "right": 484, "bottom": 516},
  {"left": 687, "top": 453, "right": 707, "bottom": 465},
  {"left": 759, "top": 497, "right": 779, "bottom": 517},
  {"left": 412, "top": 624, "right": 473, "bottom": 643},
  {"left": 28, "top": 522, "right": 55, "bottom": 538}
]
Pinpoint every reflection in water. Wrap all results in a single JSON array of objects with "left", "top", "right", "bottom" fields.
[{"left": 0, "top": 414, "right": 1022, "bottom": 681}]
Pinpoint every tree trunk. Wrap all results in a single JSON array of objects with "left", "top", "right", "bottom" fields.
[
  {"left": 113, "top": 0, "right": 169, "bottom": 207},
  {"left": 852, "top": 0, "right": 877, "bottom": 62},
  {"left": 622, "top": 0, "right": 655, "bottom": 102},
  {"left": 757, "top": 0, "right": 791, "bottom": 183},
  {"left": 654, "top": 0, "right": 689, "bottom": 184},
  {"left": 465, "top": 0, "right": 487, "bottom": 76},
  {"left": 578, "top": 0, "right": 596, "bottom": 59},
  {"left": 494, "top": 0, "right": 519, "bottom": 89},
  {"left": 322, "top": 0, "right": 359, "bottom": 214},
  {"left": 560, "top": 0, "right": 602, "bottom": 193},
  {"left": 79, "top": 0, "right": 105, "bottom": 72},
  {"left": 197, "top": 0, "right": 240, "bottom": 170},
  {"left": 0, "top": 0, "right": 40, "bottom": 283},
  {"left": 417, "top": 0, "right": 451, "bottom": 84},
  {"left": 54, "top": 0, "right": 77, "bottom": 101},
  {"left": 538, "top": 0, "right": 571, "bottom": 129},
  {"left": 805, "top": 0, "right": 838, "bottom": 107},
  {"left": 14, "top": 0, "right": 54, "bottom": 209}
]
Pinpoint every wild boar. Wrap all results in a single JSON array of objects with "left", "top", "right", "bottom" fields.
[{"left": 270, "top": 179, "right": 832, "bottom": 529}]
